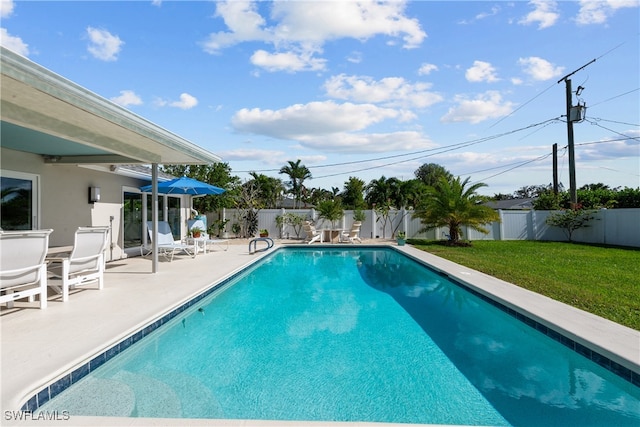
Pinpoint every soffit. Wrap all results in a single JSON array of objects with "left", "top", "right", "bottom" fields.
[{"left": 0, "top": 47, "right": 221, "bottom": 165}]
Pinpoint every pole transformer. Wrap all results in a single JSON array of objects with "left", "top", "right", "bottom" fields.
[{"left": 558, "top": 59, "right": 595, "bottom": 208}]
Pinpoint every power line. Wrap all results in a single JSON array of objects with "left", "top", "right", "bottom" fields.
[
  {"left": 589, "top": 88, "right": 639, "bottom": 109},
  {"left": 583, "top": 118, "right": 640, "bottom": 141},
  {"left": 237, "top": 117, "right": 561, "bottom": 177},
  {"left": 458, "top": 135, "right": 632, "bottom": 186},
  {"left": 586, "top": 116, "right": 640, "bottom": 128},
  {"left": 474, "top": 152, "right": 554, "bottom": 184}
]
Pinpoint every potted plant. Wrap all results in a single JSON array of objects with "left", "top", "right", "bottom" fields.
[
  {"left": 231, "top": 222, "right": 241, "bottom": 238},
  {"left": 215, "top": 218, "right": 230, "bottom": 238},
  {"left": 190, "top": 226, "right": 203, "bottom": 239},
  {"left": 259, "top": 229, "right": 269, "bottom": 238},
  {"left": 396, "top": 231, "right": 406, "bottom": 246}
]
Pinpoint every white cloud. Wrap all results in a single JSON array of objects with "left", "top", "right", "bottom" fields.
[
  {"left": 219, "top": 148, "right": 286, "bottom": 163},
  {"left": 475, "top": 5, "right": 500, "bottom": 21},
  {"left": 418, "top": 63, "right": 438, "bottom": 76},
  {"left": 518, "top": 56, "right": 564, "bottom": 81},
  {"left": 575, "top": 0, "right": 639, "bottom": 25},
  {"left": 1, "top": 0, "right": 15, "bottom": 18},
  {"left": 86, "top": 27, "right": 123, "bottom": 61},
  {"left": 170, "top": 93, "right": 198, "bottom": 110},
  {"left": 155, "top": 93, "right": 198, "bottom": 110},
  {"left": 347, "top": 51, "right": 363, "bottom": 64},
  {"left": 203, "top": 1, "right": 269, "bottom": 53},
  {"left": 324, "top": 74, "right": 443, "bottom": 109},
  {"left": 0, "top": 1, "right": 28, "bottom": 56},
  {"left": 458, "top": 5, "right": 501, "bottom": 25},
  {"left": 0, "top": 28, "right": 29, "bottom": 56},
  {"left": 218, "top": 149, "right": 328, "bottom": 168},
  {"left": 441, "top": 91, "right": 515, "bottom": 124},
  {"left": 579, "top": 131, "right": 640, "bottom": 160},
  {"left": 519, "top": 0, "right": 559, "bottom": 29},
  {"left": 202, "top": 0, "right": 426, "bottom": 72},
  {"left": 232, "top": 101, "right": 406, "bottom": 139},
  {"left": 110, "top": 90, "right": 143, "bottom": 107},
  {"left": 297, "top": 131, "right": 434, "bottom": 153},
  {"left": 250, "top": 49, "right": 326, "bottom": 72},
  {"left": 465, "top": 60, "right": 500, "bottom": 83}
]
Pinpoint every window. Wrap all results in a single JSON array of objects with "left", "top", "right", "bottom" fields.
[
  {"left": 167, "top": 197, "right": 181, "bottom": 240},
  {"left": 123, "top": 192, "right": 143, "bottom": 248},
  {"left": 1, "top": 171, "right": 39, "bottom": 230}
]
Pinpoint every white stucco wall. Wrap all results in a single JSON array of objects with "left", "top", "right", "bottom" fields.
[{"left": 1, "top": 148, "right": 150, "bottom": 260}]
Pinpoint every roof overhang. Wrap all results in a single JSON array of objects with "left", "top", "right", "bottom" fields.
[{"left": 1, "top": 46, "right": 221, "bottom": 165}]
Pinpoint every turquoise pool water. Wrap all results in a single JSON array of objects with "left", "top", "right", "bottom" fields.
[{"left": 40, "top": 248, "right": 640, "bottom": 425}]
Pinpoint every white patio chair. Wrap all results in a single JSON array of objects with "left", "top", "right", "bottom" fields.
[
  {"left": 47, "top": 226, "right": 109, "bottom": 302},
  {"left": 303, "top": 221, "right": 323, "bottom": 244},
  {"left": 146, "top": 221, "right": 195, "bottom": 261},
  {"left": 340, "top": 222, "right": 362, "bottom": 244},
  {"left": 0, "top": 229, "right": 53, "bottom": 309}
]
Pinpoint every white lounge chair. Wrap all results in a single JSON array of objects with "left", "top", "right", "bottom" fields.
[
  {"left": 340, "top": 221, "right": 362, "bottom": 243},
  {"left": 0, "top": 229, "right": 53, "bottom": 309},
  {"left": 146, "top": 221, "right": 195, "bottom": 261},
  {"left": 47, "top": 226, "right": 109, "bottom": 302},
  {"left": 303, "top": 221, "right": 323, "bottom": 244}
]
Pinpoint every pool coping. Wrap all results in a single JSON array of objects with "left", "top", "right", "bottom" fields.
[
  {"left": 3, "top": 242, "right": 639, "bottom": 425},
  {"left": 395, "top": 245, "right": 640, "bottom": 382}
]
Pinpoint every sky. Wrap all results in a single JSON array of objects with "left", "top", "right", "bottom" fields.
[{"left": 1, "top": 0, "right": 639, "bottom": 196}]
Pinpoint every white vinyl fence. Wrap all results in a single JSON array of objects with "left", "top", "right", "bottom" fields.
[{"left": 206, "top": 208, "right": 640, "bottom": 248}]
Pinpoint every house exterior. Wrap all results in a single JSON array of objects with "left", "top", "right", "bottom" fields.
[{"left": 1, "top": 47, "right": 221, "bottom": 263}]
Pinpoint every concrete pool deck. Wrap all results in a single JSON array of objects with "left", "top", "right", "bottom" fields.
[{"left": 1, "top": 240, "right": 638, "bottom": 426}]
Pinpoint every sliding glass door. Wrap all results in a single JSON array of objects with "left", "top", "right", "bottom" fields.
[{"left": 1, "top": 171, "right": 39, "bottom": 230}]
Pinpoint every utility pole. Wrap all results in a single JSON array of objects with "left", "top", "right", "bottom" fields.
[
  {"left": 558, "top": 59, "right": 595, "bottom": 208},
  {"left": 552, "top": 143, "right": 558, "bottom": 194},
  {"left": 564, "top": 77, "right": 577, "bottom": 205}
]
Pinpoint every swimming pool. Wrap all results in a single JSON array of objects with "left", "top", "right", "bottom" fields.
[{"left": 38, "top": 247, "right": 640, "bottom": 425}]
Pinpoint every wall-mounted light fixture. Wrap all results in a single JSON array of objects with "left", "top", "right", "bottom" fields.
[{"left": 88, "top": 186, "right": 101, "bottom": 204}]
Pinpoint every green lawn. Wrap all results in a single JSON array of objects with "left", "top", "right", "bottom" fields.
[{"left": 407, "top": 240, "right": 640, "bottom": 331}]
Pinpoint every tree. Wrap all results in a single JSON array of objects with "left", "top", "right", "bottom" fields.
[
  {"left": 413, "top": 176, "right": 500, "bottom": 244},
  {"left": 307, "top": 187, "right": 333, "bottom": 206},
  {"left": 233, "top": 180, "right": 263, "bottom": 238},
  {"left": 249, "top": 172, "right": 285, "bottom": 208},
  {"left": 316, "top": 199, "right": 344, "bottom": 229},
  {"left": 279, "top": 159, "right": 312, "bottom": 209},
  {"left": 341, "top": 176, "right": 366, "bottom": 209},
  {"left": 513, "top": 184, "right": 551, "bottom": 199},
  {"left": 414, "top": 163, "right": 453, "bottom": 187},
  {"left": 532, "top": 189, "right": 568, "bottom": 210},
  {"left": 545, "top": 208, "right": 596, "bottom": 242},
  {"left": 162, "top": 163, "right": 240, "bottom": 212},
  {"left": 365, "top": 176, "right": 396, "bottom": 208},
  {"left": 532, "top": 185, "right": 640, "bottom": 210}
]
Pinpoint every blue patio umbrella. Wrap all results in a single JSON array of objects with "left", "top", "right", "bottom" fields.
[{"left": 140, "top": 176, "right": 225, "bottom": 195}]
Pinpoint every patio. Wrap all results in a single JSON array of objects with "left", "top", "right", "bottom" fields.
[{"left": 1, "top": 240, "right": 638, "bottom": 426}]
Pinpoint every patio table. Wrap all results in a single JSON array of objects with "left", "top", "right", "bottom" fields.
[{"left": 323, "top": 229, "right": 344, "bottom": 244}]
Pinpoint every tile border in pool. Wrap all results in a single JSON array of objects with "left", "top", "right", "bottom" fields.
[
  {"left": 440, "top": 271, "right": 639, "bottom": 386},
  {"left": 21, "top": 262, "right": 251, "bottom": 413},
  {"left": 21, "top": 246, "right": 639, "bottom": 412}
]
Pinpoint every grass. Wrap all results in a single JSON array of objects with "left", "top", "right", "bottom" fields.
[{"left": 406, "top": 239, "right": 640, "bottom": 331}]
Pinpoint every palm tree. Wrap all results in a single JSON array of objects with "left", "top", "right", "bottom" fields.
[
  {"left": 279, "top": 160, "right": 312, "bottom": 209},
  {"left": 249, "top": 172, "right": 285, "bottom": 208},
  {"left": 413, "top": 176, "right": 500, "bottom": 244}
]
